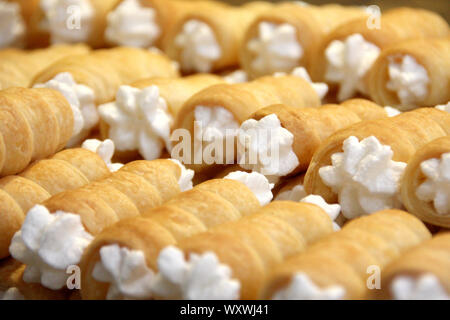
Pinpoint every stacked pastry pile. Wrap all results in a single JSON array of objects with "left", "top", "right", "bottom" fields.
[{"left": 0, "top": 0, "right": 449, "bottom": 300}]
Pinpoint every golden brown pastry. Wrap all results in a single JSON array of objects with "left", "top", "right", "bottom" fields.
[
  {"left": 304, "top": 108, "right": 450, "bottom": 219},
  {"left": 369, "top": 233, "right": 450, "bottom": 300},
  {"left": 240, "top": 3, "right": 367, "bottom": 79},
  {"left": 401, "top": 136, "right": 450, "bottom": 228},
  {"left": 79, "top": 174, "right": 267, "bottom": 299},
  {"left": 150, "top": 201, "right": 334, "bottom": 300},
  {"left": 368, "top": 38, "right": 450, "bottom": 109},
  {"left": 0, "top": 147, "right": 110, "bottom": 258},
  {"left": 0, "top": 87, "right": 74, "bottom": 176},
  {"left": 310, "top": 7, "right": 449, "bottom": 102},
  {"left": 0, "top": 44, "right": 90, "bottom": 89},
  {"left": 174, "top": 75, "right": 321, "bottom": 174},
  {"left": 262, "top": 209, "right": 431, "bottom": 300}
]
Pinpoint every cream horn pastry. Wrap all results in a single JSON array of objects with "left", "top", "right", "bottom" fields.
[
  {"left": 79, "top": 171, "right": 273, "bottom": 300},
  {"left": 310, "top": 7, "right": 449, "bottom": 102},
  {"left": 151, "top": 200, "right": 338, "bottom": 300},
  {"left": 98, "top": 74, "right": 224, "bottom": 161},
  {"left": 0, "top": 258, "right": 68, "bottom": 300},
  {"left": 0, "top": 146, "right": 111, "bottom": 259},
  {"left": 173, "top": 75, "right": 321, "bottom": 174},
  {"left": 370, "top": 233, "right": 450, "bottom": 300},
  {"left": 263, "top": 209, "right": 431, "bottom": 300},
  {"left": 9, "top": 158, "right": 192, "bottom": 291},
  {"left": 105, "top": 0, "right": 200, "bottom": 49},
  {"left": 304, "top": 108, "right": 450, "bottom": 220},
  {"left": 32, "top": 47, "right": 179, "bottom": 145},
  {"left": 0, "top": 87, "right": 76, "bottom": 176},
  {"left": 0, "top": 44, "right": 89, "bottom": 90},
  {"left": 275, "top": 175, "right": 307, "bottom": 202},
  {"left": 368, "top": 38, "right": 450, "bottom": 110},
  {"left": 163, "top": 0, "right": 273, "bottom": 73},
  {"left": 240, "top": 3, "right": 367, "bottom": 79},
  {"left": 37, "top": 0, "right": 122, "bottom": 48},
  {"left": 400, "top": 136, "right": 450, "bottom": 228},
  {"left": 237, "top": 99, "right": 387, "bottom": 178}
]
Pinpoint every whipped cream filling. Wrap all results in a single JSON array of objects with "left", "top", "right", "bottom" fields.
[
  {"left": 386, "top": 55, "right": 429, "bottom": 109},
  {"left": 247, "top": 22, "right": 303, "bottom": 75},
  {"left": 224, "top": 70, "right": 248, "bottom": 84},
  {"left": 34, "top": 72, "right": 97, "bottom": 147},
  {"left": 416, "top": 152, "right": 450, "bottom": 215},
  {"left": 152, "top": 246, "right": 240, "bottom": 300},
  {"left": 0, "top": 1, "right": 25, "bottom": 48},
  {"left": 325, "top": 34, "right": 380, "bottom": 101},
  {"left": 319, "top": 136, "right": 406, "bottom": 219},
  {"left": 237, "top": 114, "right": 299, "bottom": 177},
  {"left": 272, "top": 272, "right": 345, "bottom": 300},
  {"left": 300, "top": 195, "right": 341, "bottom": 231},
  {"left": 169, "top": 159, "right": 195, "bottom": 192},
  {"left": 274, "top": 67, "right": 329, "bottom": 100},
  {"left": 0, "top": 287, "right": 24, "bottom": 300},
  {"left": 391, "top": 274, "right": 449, "bottom": 300},
  {"left": 224, "top": 171, "right": 274, "bottom": 206},
  {"left": 384, "top": 106, "right": 402, "bottom": 117},
  {"left": 175, "top": 19, "right": 221, "bottom": 73},
  {"left": 193, "top": 106, "right": 239, "bottom": 163},
  {"left": 105, "top": 0, "right": 160, "bottom": 47},
  {"left": 276, "top": 184, "right": 307, "bottom": 202},
  {"left": 9, "top": 205, "right": 93, "bottom": 290},
  {"left": 435, "top": 102, "right": 450, "bottom": 113},
  {"left": 92, "top": 244, "right": 155, "bottom": 300},
  {"left": 81, "top": 138, "right": 123, "bottom": 172},
  {"left": 40, "top": 0, "right": 94, "bottom": 44},
  {"left": 98, "top": 85, "right": 173, "bottom": 161}
]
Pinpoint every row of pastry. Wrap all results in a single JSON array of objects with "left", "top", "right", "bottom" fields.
[
  {"left": 2, "top": 1, "right": 449, "bottom": 108},
  {"left": 0, "top": 78, "right": 448, "bottom": 300}
]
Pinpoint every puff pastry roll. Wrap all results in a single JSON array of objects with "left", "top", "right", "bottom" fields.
[
  {"left": 368, "top": 38, "right": 450, "bottom": 110},
  {"left": 370, "top": 233, "right": 450, "bottom": 300},
  {"left": 0, "top": 147, "right": 110, "bottom": 259},
  {"left": 240, "top": 3, "right": 367, "bottom": 79},
  {"left": 9, "top": 159, "right": 191, "bottom": 291},
  {"left": 0, "top": 44, "right": 89, "bottom": 89},
  {"left": 310, "top": 7, "right": 449, "bottom": 102},
  {"left": 0, "top": 258, "right": 68, "bottom": 300},
  {"left": 174, "top": 75, "right": 321, "bottom": 174},
  {"left": 237, "top": 99, "right": 387, "bottom": 178},
  {"left": 304, "top": 108, "right": 450, "bottom": 220},
  {"left": 0, "top": 87, "right": 75, "bottom": 176},
  {"left": 401, "top": 136, "right": 450, "bottom": 228},
  {"left": 163, "top": 0, "right": 273, "bottom": 73},
  {"left": 79, "top": 171, "right": 272, "bottom": 300},
  {"left": 263, "top": 209, "right": 431, "bottom": 300},
  {"left": 32, "top": 47, "right": 179, "bottom": 145},
  {"left": 151, "top": 201, "right": 335, "bottom": 300},
  {"left": 98, "top": 74, "right": 224, "bottom": 161}
]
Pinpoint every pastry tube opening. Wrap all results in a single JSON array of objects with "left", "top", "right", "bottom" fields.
[
  {"left": 401, "top": 136, "right": 450, "bottom": 228},
  {"left": 303, "top": 108, "right": 450, "bottom": 219},
  {"left": 9, "top": 159, "right": 185, "bottom": 291},
  {"left": 237, "top": 99, "right": 387, "bottom": 177},
  {"left": 368, "top": 38, "right": 450, "bottom": 110},
  {"left": 262, "top": 209, "right": 431, "bottom": 300},
  {"left": 79, "top": 174, "right": 266, "bottom": 300},
  {"left": 310, "top": 7, "right": 450, "bottom": 102},
  {"left": 0, "top": 147, "right": 110, "bottom": 259},
  {"left": 98, "top": 74, "right": 224, "bottom": 162},
  {"left": 369, "top": 233, "right": 450, "bottom": 300},
  {"left": 163, "top": 1, "right": 273, "bottom": 73},
  {"left": 240, "top": 3, "right": 367, "bottom": 79},
  {"left": 173, "top": 75, "right": 320, "bottom": 174}
]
